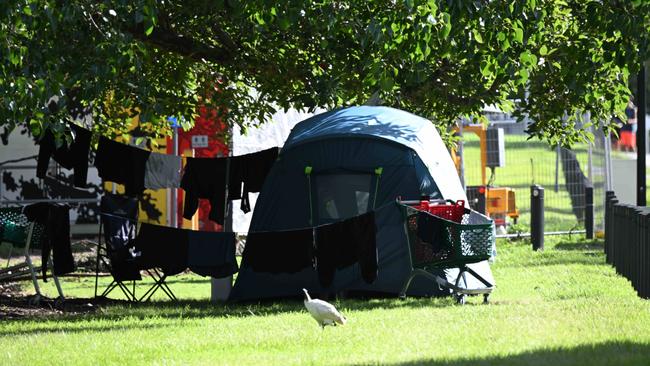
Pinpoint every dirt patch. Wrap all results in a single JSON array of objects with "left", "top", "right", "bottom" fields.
[{"left": 0, "top": 282, "right": 124, "bottom": 320}]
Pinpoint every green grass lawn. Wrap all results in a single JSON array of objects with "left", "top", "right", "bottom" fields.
[{"left": 2, "top": 236, "right": 650, "bottom": 365}]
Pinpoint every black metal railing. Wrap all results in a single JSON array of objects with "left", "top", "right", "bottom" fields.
[{"left": 605, "top": 191, "right": 650, "bottom": 298}]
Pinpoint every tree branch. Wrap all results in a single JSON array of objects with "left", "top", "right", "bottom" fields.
[{"left": 127, "top": 24, "right": 235, "bottom": 64}]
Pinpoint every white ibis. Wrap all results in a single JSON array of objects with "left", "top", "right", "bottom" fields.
[{"left": 302, "top": 288, "right": 347, "bottom": 329}]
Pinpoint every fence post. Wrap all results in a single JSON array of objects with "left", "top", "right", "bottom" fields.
[
  {"left": 640, "top": 209, "right": 650, "bottom": 298},
  {"left": 605, "top": 192, "right": 610, "bottom": 261},
  {"left": 531, "top": 184, "right": 544, "bottom": 251},
  {"left": 605, "top": 191, "right": 616, "bottom": 263},
  {"left": 613, "top": 204, "right": 622, "bottom": 274},
  {"left": 633, "top": 207, "right": 641, "bottom": 295},
  {"left": 644, "top": 211, "right": 650, "bottom": 299},
  {"left": 585, "top": 184, "right": 594, "bottom": 239}
]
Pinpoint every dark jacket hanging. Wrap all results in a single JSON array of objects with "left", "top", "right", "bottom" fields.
[
  {"left": 180, "top": 157, "right": 227, "bottom": 224},
  {"left": 37, "top": 124, "right": 92, "bottom": 187},
  {"left": 242, "top": 228, "right": 314, "bottom": 274},
  {"left": 134, "top": 223, "right": 188, "bottom": 276},
  {"left": 23, "top": 203, "right": 75, "bottom": 281},
  {"left": 187, "top": 231, "right": 239, "bottom": 278},
  {"left": 95, "top": 136, "right": 151, "bottom": 195},
  {"left": 239, "top": 147, "right": 279, "bottom": 213},
  {"left": 315, "top": 211, "right": 378, "bottom": 287}
]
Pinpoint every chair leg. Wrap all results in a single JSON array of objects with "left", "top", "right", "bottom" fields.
[
  {"left": 138, "top": 269, "right": 176, "bottom": 302},
  {"left": 5, "top": 244, "right": 12, "bottom": 268},
  {"left": 94, "top": 246, "right": 101, "bottom": 298},
  {"left": 49, "top": 258, "right": 65, "bottom": 300},
  {"left": 157, "top": 276, "right": 177, "bottom": 301},
  {"left": 25, "top": 254, "right": 42, "bottom": 303},
  {"left": 102, "top": 280, "right": 137, "bottom": 302}
]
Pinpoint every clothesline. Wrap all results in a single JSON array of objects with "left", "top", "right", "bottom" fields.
[
  {"left": 100, "top": 200, "right": 395, "bottom": 236},
  {"left": 38, "top": 122, "right": 281, "bottom": 226}
]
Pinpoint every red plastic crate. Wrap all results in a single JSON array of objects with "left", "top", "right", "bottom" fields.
[{"left": 412, "top": 200, "right": 465, "bottom": 223}]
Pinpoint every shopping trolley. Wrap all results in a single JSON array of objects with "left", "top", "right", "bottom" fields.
[{"left": 398, "top": 199, "right": 495, "bottom": 304}]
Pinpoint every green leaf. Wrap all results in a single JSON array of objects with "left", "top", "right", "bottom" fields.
[
  {"left": 145, "top": 24, "right": 154, "bottom": 36},
  {"left": 539, "top": 45, "right": 548, "bottom": 56},
  {"left": 441, "top": 13, "right": 452, "bottom": 39},
  {"left": 279, "top": 17, "right": 290, "bottom": 30},
  {"left": 473, "top": 30, "right": 483, "bottom": 44},
  {"left": 518, "top": 69, "right": 529, "bottom": 84},
  {"left": 380, "top": 74, "right": 394, "bottom": 90},
  {"left": 480, "top": 61, "right": 493, "bottom": 77},
  {"left": 23, "top": 6, "right": 32, "bottom": 16},
  {"left": 513, "top": 27, "right": 523, "bottom": 44},
  {"left": 427, "top": 0, "right": 438, "bottom": 13},
  {"left": 502, "top": 38, "right": 510, "bottom": 51}
]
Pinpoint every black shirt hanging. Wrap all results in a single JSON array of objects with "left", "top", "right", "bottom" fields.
[
  {"left": 180, "top": 157, "right": 228, "bottom": 225},
  {"left": 23, "top": 203, "right": 75, "bottom": 281},
  {"left": 37, "top": 124, "right": 92, "bottom": 187},
  {"left": 95, "top": 136, "right": 151, "bottom": 195},
  {"left": 314, "top": 211, "right": 378, "bottom": 287}
]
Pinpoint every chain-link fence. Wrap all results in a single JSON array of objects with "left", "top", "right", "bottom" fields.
[{"left": 459, "top": 117, "right": 608, "bottom": 234}]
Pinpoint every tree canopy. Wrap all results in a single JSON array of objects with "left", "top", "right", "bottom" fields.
[{"left": 1, "top": 0, "right": 649, "bottom": 146}]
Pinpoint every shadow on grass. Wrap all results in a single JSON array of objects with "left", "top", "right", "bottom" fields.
[
  {"left": 346, "top": 341, "right": 650, "bottom": 366},
  {"left": 1, "top": 293, "right": 468, "bottom": 336}
]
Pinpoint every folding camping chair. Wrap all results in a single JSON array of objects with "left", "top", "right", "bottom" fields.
[
  {"left": 398, "top": 199, "right": 495, "bottom": 304},
  {"left": 94, "top": 193, "right": 176, "bottom": 302},
  {"left": 0, "top": 207, "right": 65, "bottom": 303}
]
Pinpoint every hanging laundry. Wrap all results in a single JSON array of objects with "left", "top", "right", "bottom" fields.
[
  {"left": 95, "top": 136, "right": 151, "bottom": 195},
  {"left": 315, "top": 211, "right": 377, "bottom": 287},
  {"left": 36, "top": 124, "right": 92, "bottom": 187},
  {"left": 187, "top": 231, "right": 238, "bottom": 278},
  {"left": 237, "top": 147, "right": 280, "bottom": 212},
  {"left": 416, "top": 211, "right": 447, "bottom": 255},
  {"left": 226, "top": 154, "right": 244, "bottom": 201},
  {"left": 100, "top": 193, "right": 141, "bottom": 281},
  {"left": 144, "top": 152, "right": 182, "bottom": 190},
  {"left": 242, "top": 228, "right": 314, "bottom": 274},
  {"left": 23, "top": 203, "right": 75, "bottom": 281},
  {"left": 134, "top": 223, "right": 188, "bottom": 276},
  {"left": 180, "top": 157, "right": 227, "bottom": 224}
]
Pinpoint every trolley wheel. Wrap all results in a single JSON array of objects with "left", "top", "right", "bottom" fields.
[
  {"left": 455, "top": 294, "right": 466, "bottom": 305},
  {"left": 483, "top": 294, "right": 490, "bottom": 304}
]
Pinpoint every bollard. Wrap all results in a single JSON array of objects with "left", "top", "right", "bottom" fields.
[
  {"left": 645, "top": 211, "right": 650, "bottom": 298},
  {"left": 531, "top": 185, "right": 545, "bottom": 251},
  {"left": 610, "top": 198, "right": 619, "bottom": 267},
  {"left": 585, "top": 185, "right": 594, "bottom": 239},
  {"left": 605, "top": 191, "right": 616, "bottom": 263}
]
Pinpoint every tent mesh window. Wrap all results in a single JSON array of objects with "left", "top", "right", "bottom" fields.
[
  {"left": 315, "top": 173, "right": 372, "bottom": 223},
  {"left": 403, "top": 205, "right": 494, "bottom": 269},
  {"left": 0, "top": 207, "right": 44, "bottom": 248}
]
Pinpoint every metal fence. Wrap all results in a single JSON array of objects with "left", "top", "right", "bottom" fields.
[
  {"left": 0, "top": 162, "right": 102, "bottom": 237},
  {"left": 605, "top": 191, "right": 650, "bottom": 299},
  {"left": 459, "top": 117, "right": 609, "bottom": 234}
]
